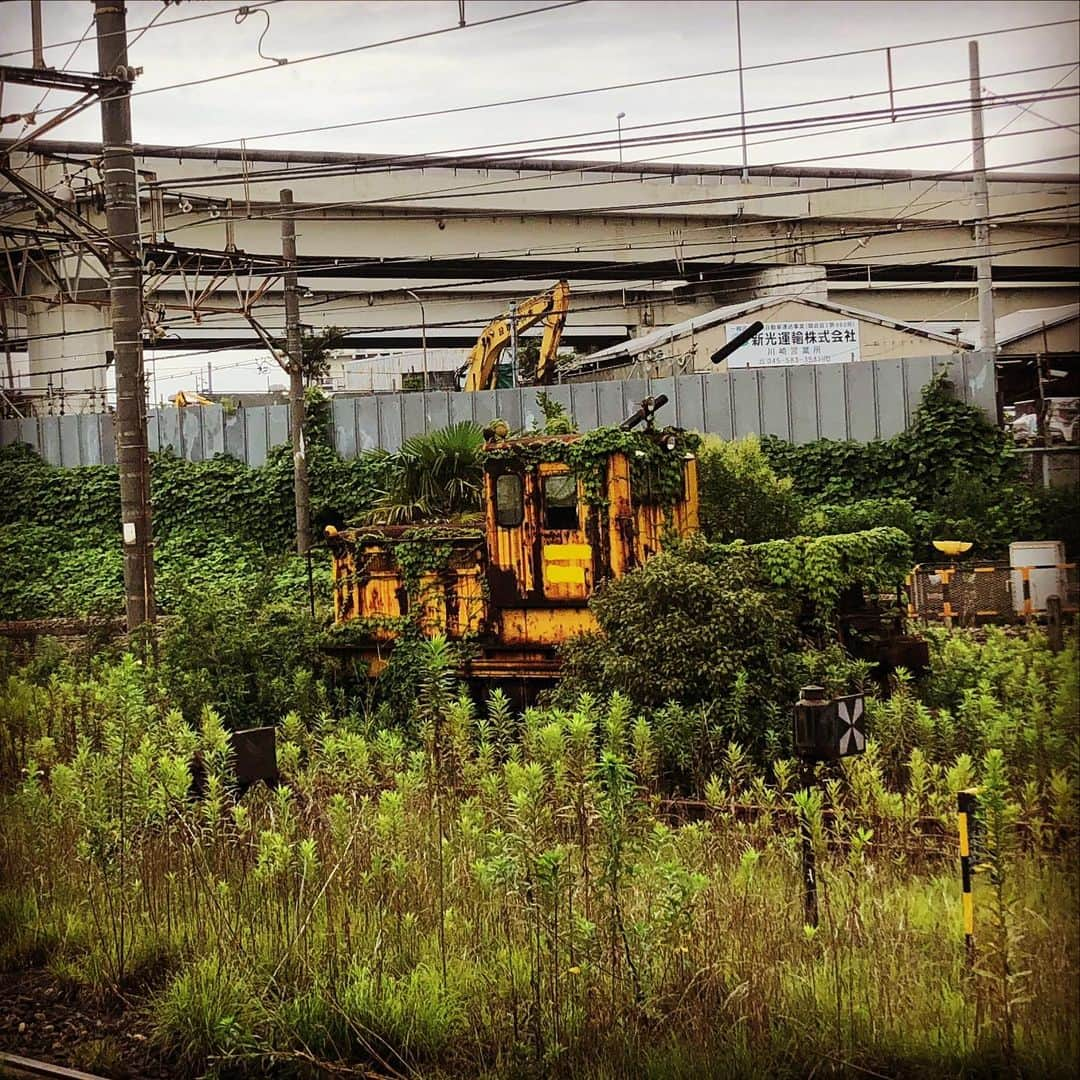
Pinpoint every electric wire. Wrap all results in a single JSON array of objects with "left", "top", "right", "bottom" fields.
[
  {"left": 159, "top": 16, "right": 1080, "bottom": 151},
  {"left": 21, "top": 0, "right": 591, "bottom": 119},
  {"left": 0, "top": 1, "right": 288, "bottom": 60},
  {"left": 145, "top": 83, "right": 1079, "bottom": 196},
  {"left": 13, "top": 231, "right": 1078, "bottom": 377}
]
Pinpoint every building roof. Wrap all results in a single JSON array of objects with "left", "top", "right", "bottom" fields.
[
  {"left": 565, "top": 295, "right": 972, "bottom": 372},
  {"left": 990, "top": 304, "right": 1079, "bottom": 347}
]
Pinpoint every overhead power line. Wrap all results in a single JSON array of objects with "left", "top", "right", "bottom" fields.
[
  {"left": 13, "top": 229, "right": 1078, "bottom": 375},
  {"left": 146, "top": 72, "right": 1079, "bottom": 195},
  {"left": 163, "top": 16, "right": 1080, "bottom": 152},
  {"left": 0, "top": 1, "right": 287, "bottom": 60},
  {"left": 22, "top": 1, "right": 591, "bottom": 120}
]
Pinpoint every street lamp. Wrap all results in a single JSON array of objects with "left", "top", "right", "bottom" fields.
[
  {"left": 616, "top": 111, "right": 626, "bottom": 163},
  {"left": 403, "top": 289, "right": 429, "bottom": 391}
]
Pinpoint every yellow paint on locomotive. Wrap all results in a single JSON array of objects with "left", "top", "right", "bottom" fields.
[{"left": 326, "top": 433, "right": 699, "bottom": 679}]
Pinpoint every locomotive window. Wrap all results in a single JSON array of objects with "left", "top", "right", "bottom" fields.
[
  {"left": 495, "top": 473, "right": 524, "bottom": 528},
  {"left": 543, "top": 473, "right": 579, "bottom": 530}
]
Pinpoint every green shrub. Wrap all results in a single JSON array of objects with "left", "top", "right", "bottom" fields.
[
  {"left": 697, "top": 434, "right": 803, "bottom": 543},
  {"left": 562, "top": 547, "right": 798, "bottom": 716}
]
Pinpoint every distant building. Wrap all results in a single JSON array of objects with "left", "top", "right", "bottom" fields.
[
  {"left": 563, "top": 296, "right": 971, "bottom": 382},
  {"left": 324, "top": 349, "right": 467, "bottom": 393}
]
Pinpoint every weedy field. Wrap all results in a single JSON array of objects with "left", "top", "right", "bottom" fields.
[{"left": 0, "top": 627, "right": 1076, "bottom": 1079}]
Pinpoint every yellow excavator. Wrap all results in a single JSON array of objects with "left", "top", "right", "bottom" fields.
[{"left": 461, "top": 279, "right": 570, "bottom": 391}]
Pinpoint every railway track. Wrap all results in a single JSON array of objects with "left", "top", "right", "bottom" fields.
[{"left": 0, "top": 1055, "right": 108, "bottom": 1080}]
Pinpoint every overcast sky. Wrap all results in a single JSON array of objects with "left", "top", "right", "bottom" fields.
[
  {"left": 2, "top": 0, "right": 1077, "bottom": 171},
  {"left": 2, "top": 0, "right": 1077, "bottom": 398}
]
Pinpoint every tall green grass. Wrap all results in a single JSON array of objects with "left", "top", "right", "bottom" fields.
[{"left": 0, "top": 630, "right": 1076, "bottom": 1077}]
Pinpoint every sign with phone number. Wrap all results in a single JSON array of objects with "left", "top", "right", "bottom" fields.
[{"left": 725, "top": 320, "right": 860, "bottom": 367}]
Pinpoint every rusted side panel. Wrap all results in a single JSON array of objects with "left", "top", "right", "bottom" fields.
[
  {"left": 606, "top": 451, "right": 634, "bottom": 578},
  {"left": 497, "top": 606, "right": 597, "bottom": 645}
]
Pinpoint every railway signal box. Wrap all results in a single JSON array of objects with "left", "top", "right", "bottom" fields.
[{"left": 793, "top": 686, "right": 867, "bottom": 762}]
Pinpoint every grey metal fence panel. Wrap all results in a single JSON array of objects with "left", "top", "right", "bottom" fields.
[
  {"left": 621, "top": 378, "right": 650, "bottom": 422},
  {"left": 98, "top": 414, "right": 116, "bottom": 465},
  {"left": 596, "top": 381, "right": 625, "bottom": 429},
  {"left": 158, "top": 408, "right": 181, "bottom": 456},
  {"left": 538, "top": 383, "right": 573, "bottom": 421},
  {"left": 470, "top": 390, "right": 498, "bottom": 430},
  {"left": 816, "top": 364, "right": 848, "bottom": 440},
  {"left": 353, "top": 396, "right": 379, "bottom": 452},
  {"left": 425, "top": 391, "right": 450, "bottom": 434},
  {"left": 904, "top": 355, "right": 934, "bottom": 420},
  {"left": 378, "top": 395, "right": 403, "bottom": 452},
  {"left": 730, "top": 370, "right": 761, "bottom": 438},
  {"left": 181, "top": 407, "right": 204, "bottom": 461},
  {"left": 495, "top": 388, "right": 523, "bottom": 432},
  {"left": 649, "top": 376, "right": 677, "bottom": 424},
  {"left": 788, "top": 366, "right": 819, "bottom": 443},
  {"left": 245, "top": 407, "right": 268, "bottom": 466},
  {"left": 703, "top": 373, "right": 734, "bottom": 441},
  {"left": 964, "top": 352, "right": 996, "bottom": 416},
  {"left": 60, "top": 414, "right": 82, "bottom": 467},
  {"left": 224, "top": 410, "right": 246, "bottom": 460},
  {"left": 40, "top": 416, "right": 61, "bottom": 464},
  {"left": 758, "top": 368, "right": 791, "bottom": 439},
  {"left": 203, "top": 406, "right": 225, "bottom": 457},
  {"left": 267, "top": 405, "right": 290, "bottom": 450},
  {"left": 147, "top": 410, "right": 161, "bottom": 454},
  {"left": 675, "top": 373, "right": 706, "bottom": 433},
  {"left": 518, "top": 386, "right": 541, "bottom": 432},
  {"left": 401, "top": 393, "right": 426, "bottom": 442},
  {"left": 845, "top": 362, "right": 878, "bottom": 442},
  {"left": 447, "top": 391, "right": 475, "bottom": 428},
  {"left": 570, "top": 381, "right": 599, "bottom": 430},
  {"left": 876, "top": 360, "right": 908, "bottom": 439},
  {"left": 9, "top": 354, "right": 998, "bottom": 466}
]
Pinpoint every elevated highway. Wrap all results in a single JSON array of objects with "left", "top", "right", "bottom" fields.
[{"left": 1, "top": 140, "right": 1077, "bottom": 403}]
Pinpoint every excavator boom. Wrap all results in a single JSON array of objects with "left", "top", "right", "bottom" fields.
[{"left": 462, "top": 279, "right": 569, "bottom": 391}]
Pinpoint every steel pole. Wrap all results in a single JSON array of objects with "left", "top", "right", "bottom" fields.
[
  {"left": 280, "top": 188, "right": 311, "bottom": 554},
  {"left": 405, "top": 289, "right": 429, "bottom": 390},
  {"left": 95, "top": 0, "right": 155, "bottom": 629},
  {"left": 969, "top": 41, "right": 996, "bottom": 355}
]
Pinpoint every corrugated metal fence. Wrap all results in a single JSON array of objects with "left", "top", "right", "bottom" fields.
[{"left": 1, "top": 352, "right": 994, "bottom": 468}]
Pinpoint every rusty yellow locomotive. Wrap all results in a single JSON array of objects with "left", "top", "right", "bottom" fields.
[{"left": 324, "top": 398, "right": 699, "bottom": 685}]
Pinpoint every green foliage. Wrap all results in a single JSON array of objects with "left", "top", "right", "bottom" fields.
[
  {"left": 760, "top": 376, "right": 1063, "bottom": 556},
  {"left": 159, "top": 590, "right": 328, "bottom": 729},
  {"left": 562, "top": 547, "right": 798, "bottom": 719},
  {"left": 0, "top": 623, "right": 1076, "bottom": 1077},
  {"left": 365, "top": 422, "right": 485, "bottom": 524},
  {"left": 484, "top": 423, "right": 700, "bottom": 508},
  {"left": 534, "top": 391, "right": 576, "bottom": 435},
  {"left": 697, "top": 433, "right": 803, "bottom": 543}
]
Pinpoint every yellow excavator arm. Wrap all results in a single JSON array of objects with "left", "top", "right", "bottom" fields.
[{"left": 462, "top": 279, "right": 569, "bottom": 391}]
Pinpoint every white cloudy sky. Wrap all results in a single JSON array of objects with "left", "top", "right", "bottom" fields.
[
  {"left": 1, "top": 0, "right": 1077, "bottom": 397},
  {"left": 3, "top": 0, "right": 1077, "bottom": 169}
]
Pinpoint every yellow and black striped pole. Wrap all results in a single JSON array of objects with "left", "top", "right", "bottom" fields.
[{"left": 957, "top": 789, "right": 978, "bottom": 965}]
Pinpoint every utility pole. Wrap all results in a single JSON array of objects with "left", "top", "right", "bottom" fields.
[
  {"left": 30, "top": 0, "right": 45, "bottom": 69},
  {"left": 968, "top": 40, "right": 996, "bottom": 355},
  {"left": 280, "top": 188, "right": 311, "bottom": 554},
  {"left": 95, "top": 0, "right": 155, "bottom": 628}
]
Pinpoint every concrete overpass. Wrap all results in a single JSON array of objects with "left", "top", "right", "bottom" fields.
[{"left": 1, "top": 139, "right": 1077, "bottom": 407}]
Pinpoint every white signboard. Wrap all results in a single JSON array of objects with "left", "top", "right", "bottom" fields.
[{"left": 725, "top": 320, "right": 860, "bottom": 368}]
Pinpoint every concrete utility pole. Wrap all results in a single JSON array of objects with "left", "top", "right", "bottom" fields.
[
  {"left": 968, "top": 40, "right": 996, "bottom": 355},
  {"left": 30, "top": 0, "right": 45, "bottom": 69},
  {"left": 280, "top": 188, "right": 311, "bottom": 554},
  {"left": 94, "top": 0, "right": 155, "bottom": 628}
]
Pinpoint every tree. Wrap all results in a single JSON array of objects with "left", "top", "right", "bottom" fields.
[{"left": 301, "top": 326, "right": 348, "bottom": 386}]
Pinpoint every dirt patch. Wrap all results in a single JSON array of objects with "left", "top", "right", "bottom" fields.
[{"left": 0, "top": 969, "right": 169, "bottom": 1079}]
